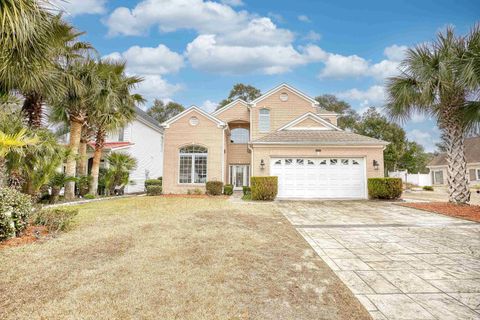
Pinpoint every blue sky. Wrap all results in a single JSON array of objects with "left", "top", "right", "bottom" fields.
[{"left": 55, "top": 0, "right": 479, "bottom": 151}]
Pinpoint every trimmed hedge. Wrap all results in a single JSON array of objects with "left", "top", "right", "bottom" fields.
[
  {"left": 146, "top": 185, "right": 162, "bottom": 196},
  {"left": 368, "top": 178, "right": 402, "bottom": 200},
  {"left": 33, "top": 208, "right": 78, "bottom": 233},
  {"left": 224, "top": 184, "right": 233, "bottom": 195},
  {"left": 0, "top": 187, "right": 33, "bottom": 240},
  {"left": 251, "top": 176, "right": 278, "bottom": 201},
  {"left": 242, "top": 186, "right": 251, "bottom": 196},
  {"left": 422, "top": 186, "right": 434, "bottom": 191},
  {"left": 206, "top": 181, "right": 223, "bottom": 196},
  {"left": 145, "top": 179, "right": 162, "bottom": 188}
]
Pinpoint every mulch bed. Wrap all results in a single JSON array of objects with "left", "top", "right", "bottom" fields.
[
  {"left": 0, "top": 226, "right": 49, "bottom": 250},
  {"left": 400, "top": 202, "right": 480, "bottom": 222}
]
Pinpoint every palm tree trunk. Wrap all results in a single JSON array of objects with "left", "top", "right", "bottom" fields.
[
  {"left": 77, "top": 139, "right": 88, "bottom": 176},
  {"left": 88, "top": 128, "right": 105, "bottom": 195},
  {"left": 443, "top": 117, "right": 471, "bottom": 204},
  {"left": 0, "top": 157, "right": 6, "bottom": 188},
  {"left": 64, "top": 116, "right": 83, "bottom": 200},
  {"left": 22, "top": 92, "right": 43, "bottom": 128}
]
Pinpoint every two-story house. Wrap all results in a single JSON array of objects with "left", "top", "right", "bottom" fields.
[{"left": 161, "top": 84, "right": 387, "bottom": 199}]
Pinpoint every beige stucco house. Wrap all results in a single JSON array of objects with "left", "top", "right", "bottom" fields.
[
  {"left": 161, "top": 84, "right": 388, "bottom": 199},
  {"left": 427, "top": 136, "right": 480, "bottom": 186}
]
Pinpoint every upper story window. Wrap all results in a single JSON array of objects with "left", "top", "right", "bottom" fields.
[
  {"left": 230, "top": 128, "right": 249, "bottom": 143},
  {"left": 259, "top": 108, "right": 270, "bottom": 133}
]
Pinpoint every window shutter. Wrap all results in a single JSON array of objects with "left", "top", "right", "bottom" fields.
[{"left": 469, "top": 169, "right": 477, "bottom": 181}]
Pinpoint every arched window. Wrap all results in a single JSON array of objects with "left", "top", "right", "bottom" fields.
[
  {"left": 179, "top": 145, "right": 207, "bottom": 183},
  {"left": 230, "top": 128, "right": 249, "bottom": 143},
  {"left": 259, "top": 108, "right": 270, "bottom": 132}
]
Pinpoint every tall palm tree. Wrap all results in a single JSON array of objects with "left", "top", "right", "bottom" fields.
[
  {"left": 386, "top": 26, "right": 480, "bottom": 204},
  {"left": 51, "top": 59, "right": 100, "bottom": 200},
  {"left": 0, "top": 0, "right": 52, "bottom": 93},
  {"left": 21, "top": 15, "right": 95, "bottom": 128},
  {"left": 88, "top": 61, "right": 144, "bottom": 195}
]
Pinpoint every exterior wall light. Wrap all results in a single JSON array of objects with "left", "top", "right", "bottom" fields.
[
  {"left": 373, "top": 160, "right": 379, "bottom": 170},
  {"left": 260, "top": 159, "right": 265, "bottom": 170}
]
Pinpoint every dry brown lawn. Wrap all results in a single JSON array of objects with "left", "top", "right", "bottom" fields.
[{"left": 0, "top": 197, "right": 370, "bottom": 320}]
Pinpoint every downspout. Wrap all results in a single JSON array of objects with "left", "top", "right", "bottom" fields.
[{"left": 222, "top": 125, "right": 227, "bottom": 184}]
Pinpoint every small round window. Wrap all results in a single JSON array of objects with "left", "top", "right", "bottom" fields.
[
  {"left": 279, "top": 92, "right": 289, "bottom": 101},
  {"left": 189, "top": 116, "right": 199, "bottom": 126}
]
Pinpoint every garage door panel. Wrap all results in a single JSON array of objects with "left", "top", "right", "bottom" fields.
[{"left": 271, "top": 157, "right": 366, "bottom": 199}]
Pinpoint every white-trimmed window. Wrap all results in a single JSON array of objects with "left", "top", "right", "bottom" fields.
[
  {"left": 259, "top": 108, "right": 270, "bottom": 132},
  {"left": 231, "top": 128, "right": 249, "bottom": 143},
  {"left": 179, "top": 145, "right": 207, "bottom": 184}
]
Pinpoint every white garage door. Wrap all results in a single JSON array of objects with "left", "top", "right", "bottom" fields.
[{"left": 270, "top": 157, "right": 366, "bottom": 199}]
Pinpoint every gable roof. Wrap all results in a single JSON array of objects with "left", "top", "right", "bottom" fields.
[
  {"left": 212, "top": 99, "right": 249, "bottom": 116},
  {"left": 250, "top": 83, "right": 319, "bottom": 106},
  {"left": 161, "top": 106, "right": 226, "bottom": 128},
  {"left": 278, "top": 112, "right": 341, "bottom": 131},
  {"left": 252, "top": 130, "right": 389, "bottom": 146},
  {"left": 135, "top": 107, "right": 163, "bottom": 132},
  {"left": 428, "top": 136, "right": 480, "bottom": 166}
]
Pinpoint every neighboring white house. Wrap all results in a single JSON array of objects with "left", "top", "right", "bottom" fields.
[{"left": 87, "top": 107, "right": 164, "bottom": 193}]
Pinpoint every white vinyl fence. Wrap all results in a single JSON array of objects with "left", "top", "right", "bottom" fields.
[{"left": 388, "top": 170, "right": 432, "bottom": 187}]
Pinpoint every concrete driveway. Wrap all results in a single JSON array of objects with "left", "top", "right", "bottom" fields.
[{"left": 277, "top": 201, "right": 480, "bottom": 320}]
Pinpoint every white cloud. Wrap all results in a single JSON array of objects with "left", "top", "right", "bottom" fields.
[
  {"left": 303, "top": 30, "right": 321, "bottom": 42},
  {"left": 407, "top": 129, "right": 439, "bottom": 152},
  {"left": 298, "top": 15, "right": 311, "bottom": 23},
  {"left": 319, "top": 54, "right": 369, "bottom": 78},
  {"left": 105, "top": 0, "right": 250, "bottom": 36},
  {"left": 200, "top": 100, "right": 218, "bottom": 113},
  {"left": 185, "top": 35, "right": 325, "bottom": 74},
  {"left": 51, "top": 0, "right": 107, "bottom": 16},
  {"left": 134, "top": 75, "right": 182, "bottom": 101},
  {"left": 384, "top": 44, "right": 408, "bottom": 61},
  {"left": 337, "top": 85, "right": 387, "bottom": 106},
  {"left": 103, "top": 44, "right": 184, "bottom": 75}
]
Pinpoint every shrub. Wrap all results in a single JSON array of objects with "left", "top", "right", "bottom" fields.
[
  {"left": 192, "top": 188, "right": 203, "bottom": 195},
  {"left": 145, "top": 179, "right": 162, "bottom": 189},
  {"left": 84, "top": 193, "right": 96, "bottom": 199},
  {"left": 368, "top": 178, "right": 402, "bottom": 200},
  {"left": 223, "top": 184, "right": 233, "bottom": 195},
  {"left": 243, "top": 186, "right": 251, "bottom": 196},
  {"left": 251, "top": 176, "right": 278, "bottom": 201},
  {"left": 0, "top": 187, "right": 33, "bottom": 240},
  {"left": 206, "top": 181, "right": 223, "bottom": 195},
  {"left": 242, "top": 193, "right": 252, "bottom": 201},
  {"left": 76, "top": 175, "right": 91, "bottom": 197},
  {"left": 146, "top": 185, "right": 162, "bottom": 196},
  {"left": 422, "top": 186, "right": 434, "bottom": 191},
  {"left": 32, "top": 208, "right": 78, "bottom": 233}
]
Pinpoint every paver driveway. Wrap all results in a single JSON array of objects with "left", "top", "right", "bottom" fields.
[{"left": 277, "top": 201, "right": 480, "bottom": 320}]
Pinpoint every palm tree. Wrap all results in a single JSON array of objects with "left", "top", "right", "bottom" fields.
[
  {"left": 104, "top": 152, "right": 137, "bottom": 196},
  {"left": 51, "top": 59, "right": 100, "bottom": 200},
  {"left": 88, "top": 61, "right": 143, "bottom": 195},
  {"left": 386, "top": 26, "right": 480, "bottom": 204},
  {"left": 0, "top": 0, "right": 52, "bottom": 93},
  {"left": 20, "top": 15, "right": 95, "bottom": 128}
]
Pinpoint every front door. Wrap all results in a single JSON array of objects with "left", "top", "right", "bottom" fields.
[{"left": 230, "top": 165, "right": 250, "bottom": 190}]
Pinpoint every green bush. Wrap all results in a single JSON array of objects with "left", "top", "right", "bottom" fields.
[
  {"left": 84, "top": 193, "right": 96, "bottom": 199},
  {"left": 206, "top": 181, "right": 223, "bottom": 195},
  {"left": 251, "top": 176, "right": 278, "bottom": 201},
  {"left": 422, "top": 186, "right": 434, "bottom": 191},
  {"left": 0, "top": 187, "right": 33, "bottom": 240},
  {"left": 32, "top": 208, "right": 78, "bottom": 233},
  {"left": 76, "top": 175, "right": 92, "bottom": 197},
  {"left": 368, "top": 178, "right": 403, "bottom": 200},
  {"left": 243, "top": 186, "right": 251, "bottom": 196},
  {"left": 146, "top": 185, "right": 162, "bottom": 196},
  {"left": 145, "top": 179, "right": 162, "bottom": 188},
  {"left": 223, "top": 184, "right": 233, "bottom": 195}
]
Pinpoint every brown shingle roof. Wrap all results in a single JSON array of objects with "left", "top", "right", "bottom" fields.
[
  {"left": 428, "top": 136, "right": 480, "bottom": 166},
  {"left": 252, "top": 130, "right": 388, "bottom": 145}
]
